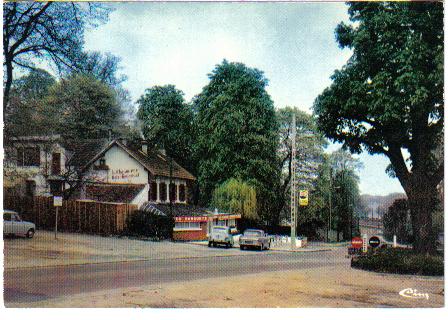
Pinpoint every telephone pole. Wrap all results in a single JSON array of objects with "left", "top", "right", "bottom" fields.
[{"left": 291, "top": 113, "right": 297, "bottom": 249}]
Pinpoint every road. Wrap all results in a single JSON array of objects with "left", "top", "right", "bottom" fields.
[{"left": 4, "top": 247, "right": 347, "bottom": 304}]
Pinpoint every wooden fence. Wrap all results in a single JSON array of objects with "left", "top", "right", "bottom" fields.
[{"left": 3, "top": 195, "right": 137, "bottom": 235}]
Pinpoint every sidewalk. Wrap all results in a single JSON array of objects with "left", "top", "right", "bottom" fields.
[{"left": 188, "top": 240, "right": 333, "bottom": 252}]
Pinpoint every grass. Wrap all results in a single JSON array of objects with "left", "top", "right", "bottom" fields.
[{"left": 351, "top": 248, "right": 444, "bottom": 276}]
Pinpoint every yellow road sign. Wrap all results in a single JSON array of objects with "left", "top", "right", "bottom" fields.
[{"left": 299, "top": 190, "right": 308, "bottom": 206}]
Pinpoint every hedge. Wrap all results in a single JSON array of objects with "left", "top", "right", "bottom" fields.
[
  {"left": 351, "top": 248, "right": 444, "bottom": 276},
  {"left": 125, "top": 210, "right": 174, "bottom": 240}
]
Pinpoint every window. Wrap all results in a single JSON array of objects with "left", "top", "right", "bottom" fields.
[
  {"left": 169, "top": 183, "right": 176, "bottom": 202},
  {"left": 179, "top": 184, "right": 186, "bottom": 202},
  {"left": 174, "top": 222, "right": 201, "bottom": 230},
  {"left": 159, "top": 182, "right": 167, "bottom": 201},
  {"left": 26, "top": 180, "right": 36, "bottom": 197},
  {"left": 99, "top": 158, "right": 106, "bottom": 166},
  {"left": 50, "top": 181, "right": 63, "bottom": 195},
  {"left": 17, "top": 147, "right": 40, "bottom": 166},
  {"left": 150, "top": 182, "right": 158, "bottom": 201},
  {"left": 52, "top": 153, "right": 61, "bottom": 175}
]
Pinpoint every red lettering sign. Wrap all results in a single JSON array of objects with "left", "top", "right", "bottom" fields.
[{"left": 351, "top": 237, "right": 363, "bottom": 249}]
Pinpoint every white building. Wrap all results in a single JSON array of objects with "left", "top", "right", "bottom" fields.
[{"left": 4, "top": 135, "right": 196, "bottom": 208}]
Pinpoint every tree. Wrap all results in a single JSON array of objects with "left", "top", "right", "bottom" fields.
[
  {"left": 3, "top": 2, "right": 111, "bottom": 109},
  {"left": 211, "top": 178, "right": 257, "bottom": 220},
  {"left": 74, "top": 51, "right": 126, "bottom": 87},
  {"left": 44, "top": 75, "right": 122, "bottom": 140},
  {"left": 276, "top": 107, "right": 327, "bottom": 225},
  {"left": 195, "top": 60, "right": 280, "bottom": 224},
  {"left": 313, "top": 2, "right": 443, "bottom": 253},
  {"left": 383, "top": 199, "right": 412, "bottom": 244},
  {"left": 6, "top": 69, "right": 56, "bottom": 137},
  {"left": 137, "top": 85, "right": 195, "bottom": 173}
]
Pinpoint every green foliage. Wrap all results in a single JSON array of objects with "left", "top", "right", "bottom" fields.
[
  {"left": 137, "top": 85, "right": 195, "bottom": 173},
  {"left": 351, "top": 248, "right": 443, "bottom": 276},
  {"left": 6, "top": 69, "right": 56, "bottom": 137},
  {"left": 194, "top": 60, "right": 280, "bottom": 223},
  {"left": 3, "top": 2, "right": 112, "bottom": 107},
  {"left": 45, "top": 75, "right": 122, "bottom": 139},
  {"left": 211, "top": 178, "right": 257, "bottom": 220},
  {"left": 383, "top": 199, "right": 413, "bottom": 244},
  {"left": 126, "top": 210, "right": 174, "bottom": 240},
  {"left": 313, "top": 2, "right": 443, "bottom": 252}
]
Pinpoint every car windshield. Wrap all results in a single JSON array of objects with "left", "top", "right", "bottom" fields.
[{"left": 244, "top": 230, "right": 263, "bottom": 237}]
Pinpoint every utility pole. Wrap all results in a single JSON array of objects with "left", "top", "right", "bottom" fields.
[
  {"left": 290, "top": 113, "right": 297, "bottom": 249},
  {"left": 328, "top": 167, "right": 332, "bottom": 242}
]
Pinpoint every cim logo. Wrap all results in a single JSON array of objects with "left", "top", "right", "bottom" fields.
[{"left": 399, "top": 288, "right": 429, "bottom": 300}]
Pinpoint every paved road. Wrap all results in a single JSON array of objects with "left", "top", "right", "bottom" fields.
[{"left": 4, "top": 247, "right": 347, "bottom": 304}]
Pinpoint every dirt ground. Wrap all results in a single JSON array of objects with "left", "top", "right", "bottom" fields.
[{"left": 8, "top": 264, "right": 444, "bottom": 308}]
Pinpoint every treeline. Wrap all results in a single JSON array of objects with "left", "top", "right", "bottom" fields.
[{"left": 3, "top": 3, "right": 363, "bottom": 239}]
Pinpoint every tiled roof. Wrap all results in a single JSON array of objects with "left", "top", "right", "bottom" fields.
[
  {"left": 141, "top": 203, "right": 213, "bottom": 217},
  {"left": 62, "top": 138, "right": 109, "bottom": 168},
  {"left": 85, "top": 140, "right": 196, "bottom": 181},
  {"left": 119, "top": 142, "right": 196, "bottom": 181},
  {"left": 85, "top": 183, "right": 146, "bottom": 203}
]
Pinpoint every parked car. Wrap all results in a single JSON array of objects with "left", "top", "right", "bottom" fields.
[
  {"left": 208, "top": 226, "right": 234, "bottom": 248},
  {"left": 3, "top": 210, "right": 36, "bottom": 239},
  {"left": 239, "top": 229, "right": 270, "bottom": 251}
]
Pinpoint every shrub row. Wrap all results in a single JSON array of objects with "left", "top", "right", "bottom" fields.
[
  {"left": 351, "top": 248, "right": 444, "bottom": 276},
  {"left": 125, "top": 210, "right": 174, "bottom": 240}
]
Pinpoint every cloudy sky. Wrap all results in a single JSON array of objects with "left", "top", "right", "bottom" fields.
[{"left": 84, "top": 1, "right": 404, "bottom": 196}]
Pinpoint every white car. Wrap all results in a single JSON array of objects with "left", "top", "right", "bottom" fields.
[
  {"left": 3, "top": 210, "right": 36, "bottom": 238},
  {"left": 208, "top": 226, "right": 234, "bottom": 248}
]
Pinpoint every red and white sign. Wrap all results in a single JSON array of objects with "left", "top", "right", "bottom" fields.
[
  {"left": 175, "top": 216, "right": 208, "bottom": 223},
  {"left": 351, "top": 237, "right": 363, "bottom": 249}
]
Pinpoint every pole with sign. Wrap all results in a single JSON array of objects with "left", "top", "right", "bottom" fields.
[
  {"left": 53, "top": 196, "right": 63, "bottom": 239},
  {"left": 362, "top": 234, "right": 368, "bottom": 253},
  {"left": 290, "top": 113, "right": 297, "bottom": 249}
]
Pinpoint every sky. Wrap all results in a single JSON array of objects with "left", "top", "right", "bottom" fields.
[{"left": 83, "top": 1, "right": 405, "bottom": 196}]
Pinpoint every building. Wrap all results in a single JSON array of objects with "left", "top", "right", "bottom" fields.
[
  {"left": 4, "top": 135, "right": 241, "bottom": 240},
  {"left": 4, "top": 135, "right": 195, "bottom": 207},
  {"left": 141, "top": 203, "right": 241, "bottom": 241}
]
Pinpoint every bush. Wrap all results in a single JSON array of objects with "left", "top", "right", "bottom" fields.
[
  {"left": 351, "top": 248, "right": 444, "bottom": 276},
  {"left": 125, "top": 210, "right": 174, "bottom": 240}
]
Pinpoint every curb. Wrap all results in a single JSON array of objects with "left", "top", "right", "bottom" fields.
[{"left": 186, "top": 241, "right": 333, "bottom": 253}]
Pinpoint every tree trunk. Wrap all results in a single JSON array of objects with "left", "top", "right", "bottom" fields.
[
  {"left": 3, "top": 56, "right": 13, "bottom": 116},
  {"left": 406, "top": 181, "right": 438, "bottom": 255}
]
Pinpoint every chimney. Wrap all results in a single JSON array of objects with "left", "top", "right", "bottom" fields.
[{"left": 141, "top": 140, "right": 148, "bottom": 154}]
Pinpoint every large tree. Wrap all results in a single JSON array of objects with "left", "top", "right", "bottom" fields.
[
  {"left": 195, "top": 60, "right": 280, "bottom": 224},
  {"left": 137, "top": 85, "right": 195, "bottom": 173},
  {"left": 313, "top": 2, "right": 443, "bottom": 253},
  {"left": 3, "top": 2, "right": 111, "bottom": 109},
  {"left": 44, "top": 74, "right": 122, "bottom": 140},
  {"left": 6, "top": 68, "right": 56, "bottom": 137}
]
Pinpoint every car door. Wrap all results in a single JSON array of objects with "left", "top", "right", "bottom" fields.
[
  {"left": 3, "top": 213, "right": 12, "bottom": 234},
  {"left": 11, "top": 213, "right": 23, "bottom": 235}
]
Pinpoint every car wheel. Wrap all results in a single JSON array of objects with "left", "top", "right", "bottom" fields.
[
  {"left": 208, "top": 241, "right": 212, "bottom": 247},
  {"left": 240, "top": 245, "right": 245, "bottom": 250},
  {"left": 212, "top": 242, "right": 217, "bottom": 247},
  {"left": 26, "top": 229, "right": 35, "bottom": 239}
]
